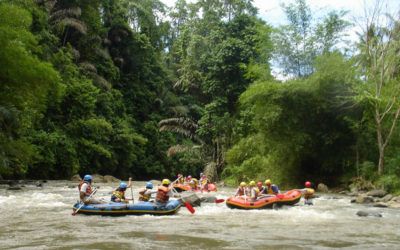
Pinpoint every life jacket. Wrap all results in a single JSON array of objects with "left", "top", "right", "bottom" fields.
[
  {"left": 200, "top": 177, "right": 208, "bottom": 186},
  {"left": 266, "top": 184, "right": 279, "bottom": 194},
  {"left": 178, "top": 177, "right": 185, "bottom": 184},
  {"left": 156, "top": 186, "right": 170, "bottom": 203},
  {"left": 139, "top": 188, "right": 151, "bottom": 201},
  {"left": 236, "top": 187, "right": 245, "bottom": 196},
  {"left": 189, "top": 178, "right": 198, "bottom": 189},
  {"left": 250, "top": 187, "right": 259, "bottom": 200},
  {"left": 78, "top": 181, "right": 92, "bottom": 196},
  {"left": 111, "top": 189, "right": 125, "bottom": 202},
  {"left": 304, "top": 188, "right": 315, "bottom": 199}
]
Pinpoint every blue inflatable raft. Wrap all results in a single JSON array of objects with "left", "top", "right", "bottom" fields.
[{"left": 72, "top": 199, "right": 181, "bottom": 216}]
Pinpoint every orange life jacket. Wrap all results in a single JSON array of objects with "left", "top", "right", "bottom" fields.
[
  {"left": 78, "top": 181, "right": 92, "bottom": 196},
  {"left": 156, "top": 186, "right": 170, "bottom": 203}
]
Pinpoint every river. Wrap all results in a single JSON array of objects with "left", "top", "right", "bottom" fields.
[{"left": 0, "top": 181, "right": 399, "bottom": 249}]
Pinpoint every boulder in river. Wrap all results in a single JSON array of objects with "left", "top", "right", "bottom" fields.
[
  {"left": 373, "top": 202, "right": 388, "bottom": 208},
  {"left": 356, "top": 210, "right": 382, "bottom": 217},
  {"left": 317, "top": 183, "right": 329, "bottom": 193},
  {"left": 387, "top": 201, "right": 400, "bottom": 209},
  {"left": 380, "top": 194, "right": 393, "bottom": 203},
  {"left": 200, "top": 195, "right": 217, "bottom": 203},
  {"left": 180, "top": 193, "right": 202, "bottom": 207},
  {"left": 355, "top": 194, "right": 374, "bottom": 204},
  {"left": 103, "top": 175, "right": 119, "bottom": 183},
  {"left": 366, "top": 189, "right": 387, "bottom": 198},
  {"left": 390, "top": 196, "right": 400, "bottom": 203},
  {"left": 92, "top": 174, "right": 105, "bottom": 183},
  {"left": 7, "top": 185, "right": 22, "bottom": 191},
  {"left": 70, "top": 174, "right": 81, "bottom": 182}
]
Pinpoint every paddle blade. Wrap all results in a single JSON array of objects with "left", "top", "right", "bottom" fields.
[
  {"left": 184, "top": 202, "right": 195, "bottom": 214},
  {"left": 215, "top": 199, "right": 225, "bottom": 203}
]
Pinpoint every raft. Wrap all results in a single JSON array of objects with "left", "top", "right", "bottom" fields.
[
  {"left": 226, "top": 189, "right": 302, "bottom": 209},
  {"left": 173, "top": 183, "right": 192, "bottom": 192},
  {"left": 72, "top": 199, "right": 181, "bottom": 216}
]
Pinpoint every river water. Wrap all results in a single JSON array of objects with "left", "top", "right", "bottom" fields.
[{"left": 0, "top": 181, "right": 399, "bottom": 249}]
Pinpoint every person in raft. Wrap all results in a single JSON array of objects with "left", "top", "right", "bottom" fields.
[
  {"left": 256, "top": 181, "right": 265, "bottom": 194},
  {"left": 235, "top": 182, "right": 247, "bottom": 196},
  {"left": 300, "top": 181, "right": 315, "bottom": 205},
  {"left": 79, "top": 174, "right": 103, "bottom": 204},
  {"left": 177, "top": 174, "right": 185, "bottom": 184},
  {"left": 249, "top": 181, "right": 259, "bottom": 201},
  {"left": 262, "top": 179, "right": 280, "bottom": 195},
  {"left": 138, "top": 182, "right": 157, "bottom": 202},
  {"left": 156, "top": 179, "right": 173, "bottom": 205},
  {"left": 199, "top": 172, "right": 209, "bottom": 191},
  {"left": 111, "top": 177, "right": 132, "bottom": 203},
  {"left": 188, "top": 177, "right": 199, "bottom": 190}
]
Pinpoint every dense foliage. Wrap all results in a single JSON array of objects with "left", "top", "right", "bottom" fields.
[{"left": 0, "top": 0, "right": 399, "bottom": 192}]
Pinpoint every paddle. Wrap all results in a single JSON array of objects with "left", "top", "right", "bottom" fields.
[
  {"left": 72, "top": 188, "right": 97, "bottom": 216},
  {"left": 215, "top": 198, "right": 225, "bottom": 203}
]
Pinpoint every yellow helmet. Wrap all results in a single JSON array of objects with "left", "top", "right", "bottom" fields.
[
  {"left": 240, "top": 182, "right": 246, "bottom": 187},
  {"left": 265, "top": 179, "right": 271, "bottom": 185},
  {"left": 162, "top": 179, "right": 171, "bottom": 185},
  {"left": 249, "top": 181, "right": 256, "bottom": 186}
]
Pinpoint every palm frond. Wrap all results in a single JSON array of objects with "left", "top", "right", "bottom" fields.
[{"left": 50, "top": 7, "right": 82, "bottom": 21}]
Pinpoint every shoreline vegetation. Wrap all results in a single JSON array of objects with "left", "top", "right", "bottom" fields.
[{"left": 1, "top": 0, "right": 400, "bottom": 195}]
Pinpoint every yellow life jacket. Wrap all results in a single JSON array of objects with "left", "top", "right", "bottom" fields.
[
  {"left": 304, "top": 188, "right": 315, "bottom": 199},
  {"left": 139, "top": 189, "right": 151, "bottom": 201},
  {"left": 189, "top": 178, "right": 198, "bottom": 189},
  {"left": 112, "top": 190, "right": 125, "bottom": 201}
]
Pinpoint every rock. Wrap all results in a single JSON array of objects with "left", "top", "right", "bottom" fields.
[
  {"left": 355, "top": 194, "right": 374, "bottom": 204},
  {"left": 317, "top": 183, "right": 329, "bottom": 193},
  {"left": 70, "top": 174, "right": 82, "bottom": 182},
  {"left": 200, "top": 196, "right": 217, "bottom": 203},
  {"left": 373, "top": 202, "right": 388, "bottom": 208},
  {"left": 350, "top": 198, "right": 356, "bottom": 203},
  {"left": 390, "top": 196, "right": 400, "bottom": 203},
  {"left": 387, "top": 201, "right": 400, "bottom": 208},
  {"left": 36, "top": 182, "right": 43, "bottom": 187},
  {"left": 92, "top": 174, "right": 104, "bottom": 183},
  {"left": 7, "top": 186, "right": 22, "bottom": 191},
  {"left": 181, "top": 193, "right": 201, "bottom": 207},
  {"left": 366, "top": 189, "right": 387, "bottom": 198},
  {"left": 103, "top": 175, "right": 119, "bottom": 183},
  {"left": 380, "top": 194, "right": 393, "bottom": 203},
  {"left": 356, "top": 210, "right": 382, "bottom": 217}
]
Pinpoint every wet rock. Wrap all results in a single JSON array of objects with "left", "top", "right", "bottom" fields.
[
  {"left": 317, "top": 183, "right": 329, "bottom": 193},
  {"left": 390, "top": 196, "right": 400, "bottom": 203},
  {"left": 180, "top": 193, "right": 201, "bottom": 207},
  {"left": 356, "top": 210, "right": 382, "bottom": 217},
  {"left": 355, "top": 194, "right": 374, "bottom": 204},
  {"left": 7, "top": 185, "right": 22, "bottom": 191},
  {"left": 387, "top": 201, "right": 400, "bottom": 209},
  {"left": 103, "top": 175, "right": 119, "bottom": 183},
  {"left": 350, "top": 198, "right": 356, "bottom": 203},
  {"left": 366, "top": 189, "right": 387, "bottom": 198},
  {"left": 373, "top": 202, "right": 388, "bottom": 208},
  {"left": 92, "top": 174, "right": 104, "bottom": 183},
  {"left": 36, "top": 182, "right": 43, "bottom": 187},
  {"left": 200, "top": 196, "right": 217, "bottom": 203},
  {"left": 71, "top": 174, "right": 82, "bottom": 181},
  {"left": 380, "top": 194, "right": 393, "bottom": 203}
]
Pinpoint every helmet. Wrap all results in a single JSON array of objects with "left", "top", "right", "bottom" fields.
[
  {"left": 249, "top": 181, "right": 256, "bottom": 186},
  {"left": 265, "top": 179, "right": 271, "bottom": 185},
  {"left": 119, "top": 182, "right": 128, "bottom": 189},
  {"left": 200, "top": 172, "right": 204, "bottom": 176},
  {"left": 146, "top": 182, "right": 153, "bottom": 189},
  {"left": 178, "top": 173, "right": 183, "bottom": 177},
  {"left": 257, "top": 181, "right": 263, "bottom": 187},
  {"left": 83, "top": 175, "right": 92, "bottom": 182},
  {"left": 240, "top": 182, "right": 246, "bottom": 187},
  {"left": 162, "top": 179, "right": 171, "bottom": 185},
  {"left": 305, "top": 181, "right": 311, "bottom": 188},
  {"left": 188, "top": 175, "right": 192, "bottom": 179}
]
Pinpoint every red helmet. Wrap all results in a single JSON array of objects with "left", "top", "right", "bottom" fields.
[
  {"left": 305, "top": 181, "right": 311, "bottom": 188},
  {"left": 257, "top": 181, "right": 263, "bottom": 187}
]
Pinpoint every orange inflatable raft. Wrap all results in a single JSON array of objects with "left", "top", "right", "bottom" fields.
[{"left": 226, "top": 189, "right": 302, "bottom": 209}]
